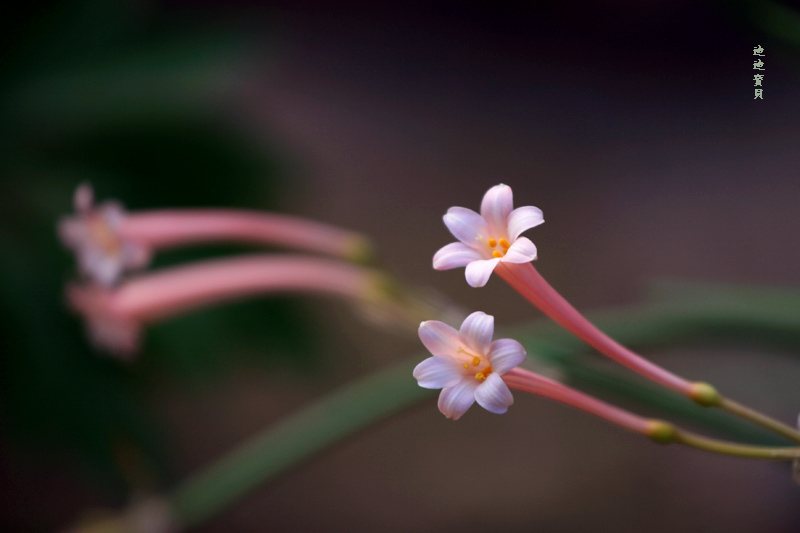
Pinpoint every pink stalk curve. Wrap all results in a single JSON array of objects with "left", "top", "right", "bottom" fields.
[
  {"left": 68, "top": 254, "right": 381, "bottom": 355},
  {"left": 495, "top": 262, "right": 693, "bottom": 396},
  {"left": 107, "top": 255, "right": 376, "bottom": 322},
  {"left": 503, "top": 367, "right": 652, "bottom": 435},
  {"left": 120, "top": 210, "right": 370, "bottom": 261}
]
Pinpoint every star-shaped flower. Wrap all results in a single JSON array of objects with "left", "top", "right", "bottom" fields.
[
  {"left": 413, "top": 311, "right": 526, "bottom": 420},
  {"left": 433, "top": 184, "right": 544, "bottom": 287},
  {"left": 58, "top": 184, "right": 150, "bottom": 286}
]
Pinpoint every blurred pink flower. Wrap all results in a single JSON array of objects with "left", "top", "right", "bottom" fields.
[
  {"left": 68, "top": 254, "right": 382, "bottom": 357},
  {"left": 59, "top": 184, "right": 370, "bottom": 286},
  {"left": 433, "top": 184, "right": 543, "bottom": 287},
  {"left": 413, "top": 311, "right": 526, "bottom": 420},
  {"left": 59, "top": 184, "right": 150, "bottom": 286}
]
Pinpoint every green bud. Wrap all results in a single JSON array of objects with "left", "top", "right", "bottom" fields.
[
  {"left": 646, "top": 420, "right": 676, "bottom": 444},
  {"left": 689, "top": 382, "right": 722, "bottom": 407}
]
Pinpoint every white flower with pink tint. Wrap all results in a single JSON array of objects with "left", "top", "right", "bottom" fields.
[
  {"left": 58, "top": 184, "right": 150, "bottom": 286},
  {"left": 413, "top": 311, "right": 526, "bottom": 420},
  {"left": 433, "top": 184, "right": 543, "bottom": 287}
]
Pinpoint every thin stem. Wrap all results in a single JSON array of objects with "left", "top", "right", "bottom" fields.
[
  {"left": 719, "top": 398, "right": 800, "bottom": 443},
  {"left": 672, "top": 429, "right": 800, "bottom": 460},
  {"left": 504, "top": 369, "right": 800, "bottom": 460},
  {"left": 496, "top": 262, "right": 694, "bottom": 395}
]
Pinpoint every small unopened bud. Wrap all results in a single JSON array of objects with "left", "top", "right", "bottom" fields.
[
  {"left": 689, "top": 382, "right": 722, "bottom": 407},
  {"left": 646, "top": 420, "right": 677, "bottom": 444},
  {"left": 793, "top": 414, "right": 800, "bottom": 485}
]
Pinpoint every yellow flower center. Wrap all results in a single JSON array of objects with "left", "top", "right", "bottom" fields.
[
  {"left": 88, "top": 216, "right": 122, "bottom": 257},
  {"left": 475, "top": 365, "right": 493, "bottom": 382},
  {"left": 486, "top": 237, "right": 510, "bottom": 258},
  {"left": 457, "top": 346, "right": 493, "bottom": 382}
]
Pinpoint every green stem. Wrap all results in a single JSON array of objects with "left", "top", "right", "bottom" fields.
[
  {"left": 163, "top": 280, "right": 800, "bottom": 528},
  {"left": 167, "top": 358, "right": 433, "bottom": 528},
  {"left": 508, "top": 285, "right": 800, "bottom": 445},
  {"left": 672, "top": 429, "right": 800, "bottom": 460},
  {"left": 718, "top": 397, "right": 800, "bottom": 444}
]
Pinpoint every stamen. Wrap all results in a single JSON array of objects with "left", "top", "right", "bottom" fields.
[
  {"left": 499, "top": 238, "right": 510, "bottom": 249},
  {"left": 90, "top": 219, "right": 122, "bottom": 255},
  {"left": 475, "top": 372, "right": 486, "bottom": 382},
  {"left": 472, "top": 356, "right": 481, "bottom": 366},
  {"left": 487, "top": 238, "right": 497, "bottom": 248},
  {"left": 463, "top": 363, "right": 470, "bottom": 369}
]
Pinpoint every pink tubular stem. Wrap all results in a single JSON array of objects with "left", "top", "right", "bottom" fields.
[
  {"left": 110, "top": 254, "right": 376, "bottom": 323},
  {"left": 503, "top": 367, "right": 653, "bottom": 435},
  {"left": 495, "top": 262, "right": 693, "bottom": 396},
  {"left": 119, "top": 210, "right": 367, "bottom": 261}
]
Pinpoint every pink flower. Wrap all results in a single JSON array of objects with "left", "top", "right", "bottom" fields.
[
  {"left": 58, "top": 184, "right": 371, "bottom": 286},
  {"left": 58, "top": 184, "right": 150, "bottom": 286},
  {"left": 433, "top": 184, "right": 544, "bottom": 287},
  {"left": 413, "top": 311, "right": 526, "bottom": 420},
  {"left": 67, "top": 254, "right": 383, "bottom": 357}
]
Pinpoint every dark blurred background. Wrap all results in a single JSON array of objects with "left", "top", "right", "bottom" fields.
[{"left": 2, "top": 1, "right": 800, "bottom": 531}]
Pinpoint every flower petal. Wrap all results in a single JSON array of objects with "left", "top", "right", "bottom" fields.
[
  {"left": 413, "top": 355, "right": 464, "bottom": 389},
  {"left": 501, "top": 236, "right": 537, "bottom": 263},
  {"left": 100, "top": 201, "right": 126, "bottom": 229},
  {"left": 480, "top": 184, "right": 514, "bottom": 235},
  {"left": 82, "top": 252, "right": 123, "bottom": 287},
  {"left": 438, "top": 379, "right": 479, "bottom": 420},
  {"left": 507, "top": 205, "right": 544, "bottom": 241},
  {"left": 443, "top": 207, "right": 489, "bottom": 246},
  {"left": 458, "top": 311, "right": 494, "bottom": 355},
  {"left": 474, "top": 373, "right": 513, "bottom": 414},
  {"left": 66, "top": 284, "right": 141, "bottom": 357},
  {"left": 418, "top": 320, "right": 460, "bottom": 356},
  {"left": 58, "top": 218, "right": 86, "bottom": 247},
  {"left": 488, "top": 338, "right": 527, "bottom": 374},
  {"left": 433, "top": 242, "right": 484, "bottom": 270},
  {"left": 74, "top": 183, "right": 94, "bottom": 212},
  {"left": 464, "top": 257, "right": 500, "bottom": 288}
]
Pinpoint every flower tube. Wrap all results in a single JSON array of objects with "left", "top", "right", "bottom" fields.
[
  {"left": 502, "top": 367, "right": 654, "bottom": 435},
  {"left": 68, "top": 254, "right": 386, "bottom": 357},
  {"left": 495, "top": 261, "right": 695, "bottom": 396},
  {"left": 59, "top": 184, "right": 371, "bottom": 286}
]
